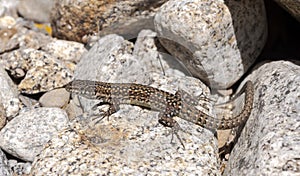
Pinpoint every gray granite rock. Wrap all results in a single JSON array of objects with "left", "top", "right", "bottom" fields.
[
  {"left": 0, "top": 107, "right": 69, "bottom": 161},
  {"left": 39, "top": 88, "right": 70, "bottom": 108},
  {"left": 275, "top": 0, "right": 300, "bottom": 22},
  {"left": 51, "top": 0, "right": 168, "bottom": 43},
  {"left": 31, "top": 115, "right": 220, "bottom": 175},
  {"left": 17, "top": 0, "right": 54, "bottom": 23},
  {"left": 41, "top": 39, "right": 87, "bottom": 65},
  {"left": 0, "top": 48, "right": 73, "bottom": 94},
  {"left": 0, "top": 65, "right": 19, "bottom": 119},
  {"left": 0, "top": 101, "right": 5, "bottom": 130},
  {"left": 224, "top": 61, "right": 300, "bottom": 175},
  {"left": 0, "top": 149, "right": 11, "bottom": 176},
  {"left": 31, "top": 32, "right": 222, "bottom": 175},
  {"left": 1, "top": 27, "right": 53, "bottom": 51},
  {"left": 154, "top": 0, "right": 267, "bottom": 88},
  {"left": 7, "top": 160, "right": 31, "bottom": 176}
]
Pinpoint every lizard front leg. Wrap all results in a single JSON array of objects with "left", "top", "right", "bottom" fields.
[{"left": 90, "top": 98, "right": 121, "bottom": 123}]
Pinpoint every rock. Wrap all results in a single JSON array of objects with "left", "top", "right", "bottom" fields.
[
  {"left": 31, "top": 114, "right": 220, "bottom": 175},
  {"left": 0, "top": 65, "right": 19, "bottom": 119},
  {"left": 50, "top": 0, "right": 168, "bottom": 43},
  {"left": 0, "top": 107, "right": 69, "bottom": 161},
  {"left": 1, "top": 48, "right": 73, "bottom": 94},
  {"left": 41, "top": 39, "right": 87, "bottom": 64},
  {"left": 39, "top": 88, "right": 70, "bottom": 108},
  {"left": 0, "top": 27, "right": 18, "bottom": 54},
  {"left": 0, "top": 16, "right": 16, "bottom": 28},
  {"left": 274, "top": 0, "right": 300, "bottom": 22},
  {"left": 2, "top": 27, "right": 53, "bottom": 51},
  {"left": 0, "top": 101, "right": 6, "bottom": 130},
  {"left": 154, "top": 0, "right": 267, "bottom": 88},
  {"left": 32, "top": 32, "right": 223, "bottom": 174},
  {"left": 64, "top": 99, "right": 83, "bottom": 121},
  {"left": 7, "top": 160, "right": 31, "bottom": 176},
  {"left": 17, "top": 0, "right": 54, "bottom": 23},
  {"left": 18, "top": 95, "right": 40, "bottom": 109},
  {"left": 0, "top": 149, "right": 11, "bottom": 176},
  {"left": 224, "top": 61, "right": 300, "bottom": 175},
  {"left": 0, "top": 0, "right": 19, "bottom": 18}
]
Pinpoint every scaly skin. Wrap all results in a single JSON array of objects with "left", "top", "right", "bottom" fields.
[{"left": 65, "top": 80, "right": 254, "bottom": 130}]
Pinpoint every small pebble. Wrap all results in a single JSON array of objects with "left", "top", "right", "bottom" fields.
[{"left": 39, "top": 88, "right": 70, "bottom": 108}]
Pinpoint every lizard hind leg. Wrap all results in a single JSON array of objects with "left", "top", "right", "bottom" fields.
[{"left": 158, "top": 116, "right": 191, "bottom": 149}]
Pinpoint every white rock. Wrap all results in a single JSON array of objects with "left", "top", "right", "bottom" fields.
[
  {"left": 35, "top": 32, "right": 222, "bottom": 175},
  {"left": 154, "top": 0, "right": 267, "bottom": 88},
  {"left": 0, "top": 65, "right": 19, "bottom": 119},
  {"left": 41, "top": 39, "right": 87, "bottom": 64},
  {"left": 0, "top": 149, "right": 11, "bottom": 176},
  {"left": 224, "top": 61, "right": 300, "bottom": 175},
  {"left": 0, "top": 107, "right": 69, "bottom": 161}
]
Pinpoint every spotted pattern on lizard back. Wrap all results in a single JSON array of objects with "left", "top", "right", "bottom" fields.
[{"left": 65, "top": 80, "right": 254, "bottom": 130}]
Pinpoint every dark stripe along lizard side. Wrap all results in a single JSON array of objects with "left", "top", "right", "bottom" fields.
[{"left": 65, "top": 80, "right": 254, "bottom": 145}]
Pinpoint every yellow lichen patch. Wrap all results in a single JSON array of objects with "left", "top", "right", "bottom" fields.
[{"left": 34, "top": 23, "right": 52, "bottom": 36}]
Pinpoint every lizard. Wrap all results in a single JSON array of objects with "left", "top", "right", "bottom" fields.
[{"left": 64, "top": 80, "right": 254, "bottom": 147}]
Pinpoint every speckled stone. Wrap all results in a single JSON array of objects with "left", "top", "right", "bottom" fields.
[
  {"left": 224, "top": 61, "right": 300, "bottom": 175},
  {"left": 275, "top": 0, "right": 300, "bottom": 22},
  {"left": 39, "top": 88, "right": 70, "bottom": 108},
  {"left": 154, "top": 0, "right": 267, "bottom": 88},
  {"left": 41, "top": 39, "right": 87, "bottom": 64},
  {"left": 74, "top": 32, "right": 211, "bottom": 111},
  {"left": 31, "top": 114, "right": 220, "bottom": 175},
  {"left": 0, "top": 107, "right": 69, "bottom": 161},
  {"left": 0, "top": 48, "right": 73, "bottom": 94},
  {"left": 7, "top": 160, "right": 31, "bottom": 176},
  {"left": 30, "top": 31, "right": 222, "bottom": 175},
  {"left": 0, "top": 101, "right": 5, "bottom": 130},
  {"left": 51, "top": 0, "right": 168, "bottom": 43},
  {"left": 0, "top": 65, "right": 19, "bottom": 119},
  {"left": 3, "top": 27, "right": 53, "bottom": 50},
  {"left": 0, "top": 149, "right": 11, "bottom": 176}
]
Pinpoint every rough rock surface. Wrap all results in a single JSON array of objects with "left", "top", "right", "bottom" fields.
[
  {"left": 1, "top": 48, "right": 73, "bottom": 94},
  {"left": 30, "top": 31, "right": 223, "bottom": 175},
  {"left": 154, "top": 0, "right": 267, "bottom": 88},
  {"left": 51, "top": 0, "right": 168, "bottom": 43},
  {"left": 0, "top": 101, "right": 5, "bottom": 130},
  {"left": 7, "top": 160, "right": 31, "bottom": 176},
  {"left": 224, "top": 61, "right": 300, "bottom": 175},
  {"left": 0, "top": 27, "right": 53, "bottom": 52},
  {"left": 0, "top": 107, "right": 69, "bottom": 161},
  {"left": 41, "top": 39, "right": 86, "bottom": 65},
  {"left": 0, "top": 149, "right": 11, "bottom": 176},
  {"left": 0, "top": 65, "right": 19, "bottom": 119}
]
